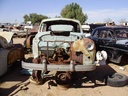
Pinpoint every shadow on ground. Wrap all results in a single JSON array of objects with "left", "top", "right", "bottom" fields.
[
  {"left": 0, "top": 57, "right": 34, "bottom": 96},
  {"left": 43, "top": 65, "right": 117, "bottom": 89},
  {"left": 70, "top": 65, "right": 116, "bottom": 88},
  {"left": 0, "top": 57, "right": 118, "bottom": 95}
]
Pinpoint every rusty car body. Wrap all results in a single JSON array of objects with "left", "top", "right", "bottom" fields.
[
  {"left": 23, "top": 26, "right": 38, "bottom": 53},
  {"left": 22, "top": 18, "right": 97, "bottom": 85},
  {"left": 0, "top": 32, "right": 24, "bottom": 76}
]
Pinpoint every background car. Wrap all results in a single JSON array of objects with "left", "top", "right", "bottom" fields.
[
  {"left": 23, "top": 26, "right": 38, "bottom": 53},
  {"left": 0, "top": 32, "right": 24, "bottom": 76},
  {"left": 82, "top": 23, "right": 106, "bottom": 37},
  {"left": 90, "top": 26, "right": 128, "bottom": 64}
]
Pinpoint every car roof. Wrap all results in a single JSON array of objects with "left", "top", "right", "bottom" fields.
[
  {"left": 94, "top": 26, "right": 128, "bottom": 30},
  {"left": 41, "top": 18, "right": 81, "bottom": 24},
  {"left": 91, "top": 26, "right": 128, "bottom": 35},
  {"left": 39, "top": 18, "right": 83, "bottom": 32}
]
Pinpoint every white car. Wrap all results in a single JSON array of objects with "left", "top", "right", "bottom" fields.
[{"left": 0, "top": 32, "right": 24, "bottom": 76}]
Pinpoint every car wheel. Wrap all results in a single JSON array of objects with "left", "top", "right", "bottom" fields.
[
  {"left": 55, "top": 71, "right": 72, "bottom": 85},
  {"left": 107, "top": 73, "right": 128, "bottom": 87}
]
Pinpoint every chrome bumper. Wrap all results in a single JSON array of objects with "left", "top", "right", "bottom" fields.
[{"left": 22, "top": 61, "right": 96, "bottom": 72}]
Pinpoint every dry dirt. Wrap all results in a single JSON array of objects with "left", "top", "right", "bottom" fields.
[{"left": 0, "top": 38, "right": 128, "bottom": 96}]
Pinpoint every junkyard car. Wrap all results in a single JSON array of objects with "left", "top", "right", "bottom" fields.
[
  {"left": 90, "top": 26, "right": 128, "bottom": 64},
  {"left": 82, "top": 23, "right": 106, "bottom": 38},
  {"left": 22, "top": 18, "right": 96, "bottom": 85},
  {"left": 24, "top": 32, "right": 37, "bottom": 53},
  {"left": 0, "top": 32, "right": 24, "bottom": 76},
  {"left": 23, "top": 26, "right": 38, "bottom": 53}
]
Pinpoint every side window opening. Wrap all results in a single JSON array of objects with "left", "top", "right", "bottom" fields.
[
  {"left": 39, "top": 23, "right": 47, "bottom": 32},
  {"left": 97, "top": 30, "right": 114, "bottom": 39},
  {"left": 98, "top": 30, "right": 107, "bottom": 38},
  {"left": 93, "top": 30, "right": 99, "bottom": 37},
  {"left": 116, "top": 29, "right": 128, "bottom": 38},
  {"left": 107, "top": 33, "right": 112, "bottom": 38}
]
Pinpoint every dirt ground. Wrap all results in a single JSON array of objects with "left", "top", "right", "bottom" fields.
[{"left": 0, "top": 38, "right": 128, "bottom": 96}]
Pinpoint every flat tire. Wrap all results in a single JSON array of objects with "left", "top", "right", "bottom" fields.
[{"left": 107, "top": 73, "right": 128, "bottom": 87}]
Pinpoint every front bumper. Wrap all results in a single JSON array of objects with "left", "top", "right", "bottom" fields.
[{"left": 22, "top": 61, "right": 96, "bottom": 72}]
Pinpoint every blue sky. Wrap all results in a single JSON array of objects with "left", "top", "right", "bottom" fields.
[{"left": 1, "top": 0, "right": 128, "bottom": 24}]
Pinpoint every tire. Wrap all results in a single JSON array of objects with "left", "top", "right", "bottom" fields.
[
  {"left": 55, "top": 72, "right": 72, "bottom": 85},
  {"left": 107, "top": 73, "right": 128, "bottom": 87}
]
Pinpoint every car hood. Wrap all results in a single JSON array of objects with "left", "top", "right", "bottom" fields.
[{"left": 0, "top": 32, "right": 14, "bottom": 43}]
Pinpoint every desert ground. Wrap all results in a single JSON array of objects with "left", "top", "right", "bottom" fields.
[{"left": 0, "top": 38, "right": 128, "bottom": 96}]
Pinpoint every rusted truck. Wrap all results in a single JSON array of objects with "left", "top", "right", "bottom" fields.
[{"left": 22, "top": 18, "right": 97, "bottom": 86}]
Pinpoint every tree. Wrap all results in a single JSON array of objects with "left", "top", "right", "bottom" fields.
[
  {"left": 23, "top": 13, "right": 49, "bottom": 25},
  {"left": 55, "top": 16, "right": 61, "bottom": 18},
  {"left": 23, "top": 14, "right": 30, "bottom": 22},
  {"left": 60, "top": 3, "right": 88, "bottom": 24}
]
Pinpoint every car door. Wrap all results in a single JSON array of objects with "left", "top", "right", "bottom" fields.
[
  {"left": 102, "top": 30, "right": 115, "bottom": 50},
  {"left": 90, "top": 29, "right": 103, "bottom": 51},
  {"left": 91, "top": 29, "right": 114, "bottom": 51},
  {"left": 101, "top": 30, "right": 124, "bottom": 63},
  {"left": 114, "top": 29, "right": 128, "bottom": 53}
]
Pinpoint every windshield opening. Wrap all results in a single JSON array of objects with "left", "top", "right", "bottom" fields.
[{"left": 39, "top": 20, "right": 81, "bottom": 33}]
